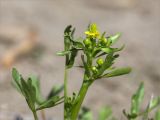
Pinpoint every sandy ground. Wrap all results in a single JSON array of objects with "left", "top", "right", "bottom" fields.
[{"left": 0, "top": 0, "right": 160, "bottom": 120}]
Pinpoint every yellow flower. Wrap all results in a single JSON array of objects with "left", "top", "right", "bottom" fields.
[{"left": 85, "top": 23, "right": 100, "bottom": 38}]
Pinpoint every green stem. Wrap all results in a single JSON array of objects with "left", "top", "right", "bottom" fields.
[
  {"left": 33, "top": 111, "right": 38, "bottom": 120},
  {"left": 64, "top": 67, "right": 68, "bottom": 119},
  {"left": 71, "top": 81, "right": 91, "bottom": 120},
  {"left": 64, "top": 67, "right": 68, "bottom": 98}
]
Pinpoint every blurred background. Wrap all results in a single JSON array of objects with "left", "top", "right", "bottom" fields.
[{"left": 0, "top": 0, "right": 160, "bottom": 120}]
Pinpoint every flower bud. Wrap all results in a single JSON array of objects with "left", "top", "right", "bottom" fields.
[
  {"left": 102, "top": 37, "right": 107, "bottom": 44},
  {"left": 92, "top": 66, "right": 98, "bottom": 73},
  {"left": 83, "top": 38, "right": 91, "bottom": 46},
  {"left": 96, "top": 58, "right": 104, "bottom": 66}
]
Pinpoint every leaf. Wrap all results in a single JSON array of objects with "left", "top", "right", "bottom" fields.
[
  {"left": 142, "top": 96, "right": 160, "bottom": 119},
  {"left": 79, "top": 107, "right": 93, "bottom": 120},
  {"left": 101, "top": 45, "right": 125, "bottom": 54},
  {"left": 101, "top": 48, "right": 113, "bottom": 54},
  {"left": 131, "top": 82, "right": 144, "bottom": 116},
  {"left": 80, "top": 111, "right": 93, "bottom": 120},
  {"left": 47, "top": 85, "right": 64, "bottom": 99},
  {"left": 67, "top": 49, "right": 78, "bottom": 68},
  {"left": 64, "top": 25, "right": 72, "bottom": 33},
  {"left": 64, "top": 25, "right": 72, "bottom": 64},
  {"left": 148, "top": 96, "right": 160, "bottom": 110},
  {"left": 36, "top": 96, "right": 63, "bottom": 110},
  {"left": 71, "top": 27, "right": 75, "bottom": 38},
  {"left": 72, "top": 40, "right": 84, "bottom": 49},
  {"left": 21, "top": 77, "right": 36, "bottom": 111},
  {"left": 98, "top": 106, "right": 112, "bottom": 120},
  {"left": 110, "top": 33, "right": 121, "bottom": 45},
  {"left": 57, "top": 50, "right": 71, "bottom": 56},
  {"left": 102, "top": 67, "right": 131, "bottom": 78},
  {"left": 27, "top": 78, "right": 37, "bottom": 105},
  {"left": 12, "top": 68, "right": 37, "bottom": 112},
  {"left": 12, "top": 68, "right": 22, "bottom": 92},
  {"left": 30, "top": 76, "right": 45, "bottom": 105},
  {"left": 155, "top": 109, "right": 160, "bottom": 120},
  {"left": 12, "top": 68, "right": 20, "bottom": 82}
]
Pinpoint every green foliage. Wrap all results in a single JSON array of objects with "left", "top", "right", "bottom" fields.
[
  {"left": 155, "top": 109, "right": 160, "bottom": 120},
  {"left": 11, "top": 23, "right": 160, "bottom": 120},
  {"left": 131, "top": 82, "right": 145, "bottom": 116},
  {"left": 123, "top": 82, "right": 160, "bottom": 120},
  {"left": 58, "top": 23, "right": 131, "bottom": 120},
  {"left": 12, "top": 68, "right": 63, "bottom": 120},
  {"left": 79, "top": 106, "right": 115, "bottom": 120},
  {"left": 79, "top": 107, "right": 93, "bottom": 120},
  {"left": 98, "top": 106, "right": 113, "bottom": 120},
  {"left": 102, "top": 67, "right": 131, "bottom": 78}
]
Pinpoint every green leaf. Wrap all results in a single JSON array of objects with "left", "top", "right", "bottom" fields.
[
  {"left": 102, "top": 67, "right": 131, "bottom": 78},
  {"left": 80, "top": 111, "right": 93, "bottom": 120},
  {"left": 21, "top": 77, "right": 36, "bottom": 111},
  {"left": 155, "top": 109, "right": 160, "bottom": 120},
  {"left": 30, "top": 76, "right": 45, "bottom": 105},
  {"left": 79, "top": 107, "right": 93, "bottom": 120},
  {"left": 12, "top": 68, "right": 20, "bottom": 82},
  {"left": 71, "top": 27, "right": 75, "bottom": 38},
  {"left": 148, "top": 96, "right": 160, "bottom": 110},
  {"left": 101, "top": 48, "right": 113, "bottom": 54},
  {"left": 27, "top": 78, "right": 36, "bottom": 104},
  {"left": 142, "top": 96, "right": 160, "bottom": 119},
  {"left": 64, "top": 25, "right": 72, "bottom": 34},
  {"left": 56, "top": 50, "right": 71, "bottom": 56},
  {"left": 131, "top": 82, "right": 144, "bottom": 116},
  {"left": 12, "top": 68, "right": 22, "bottom": 92},
  {"left": 47, "top": 85, "right": 64, "bottom": 99},
  {"left": 71, "top": 39, "right": 84, "bottom": 49},
  {"left": 36, "top": 96, "right": 63, "bottom": 110},
  {"left": 110, "top": 33, "right": 121, "bottom": 45},
  {"left": 98, "top": 106, "right": 112, "bottom": 120},
  {"left": 67, "top": 49, "right": 78, "bottom": 68},
  {"left": 101, "top": 45, "right": 125, "bottom": 54}
]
